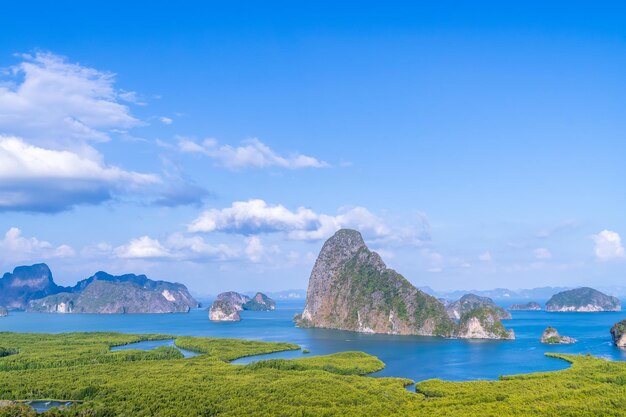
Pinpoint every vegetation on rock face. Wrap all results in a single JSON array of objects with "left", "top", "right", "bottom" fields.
[
  {"left": 0, "top": 332, "right": 625, "bottom": 416},
  {"left": 446, "top": 294, "right": 512, "bottom": 320},
  {"left": 540, "top": 327, "right": 576, "bottom": 344},
  {"left": 455, "top": 307, "right": 515, "bottom": 340},
  {"left": 243, "top": 292, "right": 276, "bottom": 311},
  {"left": 545, "top": 287, "right": 621, "bottom": 312},
  {"left": 297, "top": 229, "right": 454, "bottom": 337},
  {"left": 209, "top": 291, "right": 275, "bottom": 321},
  {"left": 27, "top": 272, "right": 198, "bottom": 314},
  {"left": 611, "top": 319, "right": 626, "bottom": 347}
]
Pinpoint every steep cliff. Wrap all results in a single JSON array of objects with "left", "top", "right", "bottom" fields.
[
  {"left": 295, "top": 229, "right": 454, "bottom": 336},
  {"left": 209, "top": 292, "right": 249, "bottom": 321},
  {"left": 611, "top": 320, "right": 626, "bottom": 347},
  {"left": 0, "top": 264, "right": 66, "bottom": 309},
  {"left": 455, "top": 307, "right": 515, "bottom": 340}
]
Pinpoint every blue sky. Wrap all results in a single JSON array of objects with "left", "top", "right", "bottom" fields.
[{"left": 0, "top": 1, "right": 625, "bottom": 294}]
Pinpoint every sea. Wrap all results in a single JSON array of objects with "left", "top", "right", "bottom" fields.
[{"left": 2, "top": 299, "right": 625, "bottom": 382}]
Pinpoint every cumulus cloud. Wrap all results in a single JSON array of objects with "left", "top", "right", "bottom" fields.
[
  {"left": 114, "top": 236, "right": 172, "bottom": 259},
  {"left": 534, "top": 248, "right": 552, "bottom": 260},
  {"left": 0, "top": 52, "right": 141, "bottom": 146},
  {"left": 187, "top": 199, "right": 425, "bottom": 244},
  {"left": 109, "top": 233, "right": 240, "bottom": 262},
  {"left": 159, "top": 116, "right": 173, "bottom": 125},
  {"left": 178, "top": 137, "right": 328, "bottom": 170},
  {"left": 188, "top": 199, "right": 318, "bottom": 235},
  {"left": 0, "top": 135, "right": 159, "bottom": 212},
  {"left": 0, "top": 227, "right": 75, "bottom": 263},
  {"left": 592, "top": 230, "right": 625, "bottom": 261},
  {"left": 0, "top": 52, "right": 166, "bottom": 212}
]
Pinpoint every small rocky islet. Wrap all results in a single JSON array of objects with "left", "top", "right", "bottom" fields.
[
  {"left": 540, "top": 327, "right": 576, "bottom": 344},
  {"left": 545, "top": 287, "right": 621, "bottom": 312},
  {"left": 509, "top": 301, "right": 542, "bottom": 311},
  {"left": 209, "top": 291, "right": 276, "bottom": 321}
]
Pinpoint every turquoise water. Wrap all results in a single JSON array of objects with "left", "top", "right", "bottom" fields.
[{"left": 2, "top": 300, "right": 625, "bottom": 382}]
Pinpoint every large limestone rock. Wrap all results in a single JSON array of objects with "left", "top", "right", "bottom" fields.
[
  {"left": 540, "top": 327, "right": 576, "bottom": 344},
  {"left": 509, "top": 302, "right": 542, "bottom": 311},
  {"left": 446, "top": 294, "right": 512, "bottom": 320},
  {"left": 545, "top": 287, "right": 620, "bottom": 312},
  {"left": 611, "top": 320, "right": 626, "bottom": 347},
  {"left": 0, "top": 306, "right": 7, "bottom": 317},
  {"left": 455, "top": 307, "right": 515, "bottom": 340},
  {"left": 27, "top": 271, "right": 198, "bottom": 314},
  {"left": 295, "top": 229, "right": 454, "bottom": 336}
]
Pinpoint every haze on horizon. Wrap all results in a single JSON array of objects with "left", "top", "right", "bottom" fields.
[{"left": 0, "top": 2, "right": 624, "bottom": 295}]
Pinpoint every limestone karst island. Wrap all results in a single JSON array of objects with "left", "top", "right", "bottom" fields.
[{"left": 1, "top": 2, "right": 625, "bottom": 416}]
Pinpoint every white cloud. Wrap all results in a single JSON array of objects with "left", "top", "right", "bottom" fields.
[
  {"left": 188, "top": 199, "right": 318, "bottom": 235},
  {"left": 159, "top": 116, "right": 173, "bottom": 125},
  {"left": 0, "top": 135, "right": 159, "bottom": 212},
  {"left": 114, "top": 236, "right": 172, "bottom": 259},
  {"left": 188, "top": 199, "right": 424, "bottom": 244},
  {"left": 0, "top": 227, "right": 75, "bottom": 263},
  {"left": 0, "top": 52, "right": 140, "bottom": 146},
  {"left": 178, "top": 137, "right": 328, "bottom": 170},
  {"left": 0, "top": 52, "right": 165, "bottom": 212},
  {"left": 110, "top": 233, "right": 240, "bottom": 262},
  {"left": 164, "top": 233, "right": 239, "bottom": 261},
  {"left": 534, "top": 248, "right": 552, "bottom": 260},
  {"left": 478, "top": 251, "right": 492, "bottom": 262},
  {"left": 592, "top": 230, "right": 625, "bottom": 261}
]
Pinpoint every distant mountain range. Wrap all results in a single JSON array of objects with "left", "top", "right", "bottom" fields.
[
  {"left": 420, "top": 286, "right": 626, "bottom": 301},
  {"left": 0, "top": 264, "right": 198, "bottom": 313}
]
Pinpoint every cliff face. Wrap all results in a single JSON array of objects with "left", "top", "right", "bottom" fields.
[
  {"left": 509, "top": 302, "right": 542, "bottom": 311},
  {"left": 0, "top": 264, "right": 66, "bottom": 309},
  {"left": 209, "top": 292, "right": 249, "bottom": 321},
  {"left": 296, "top": 229, "right": 454, "bottom": 336},
  {"left": 455, "top": 307, "right": 515, "bottom": 340},
  {"left": 545, "top": 288, "right": 621, "bottom": 312},
  {"left": 611, "top": 320, "right": 626, "bottom": 347},
  {"left": 446, "top": 294, "right": 512, "bottom": 320},
  {"left": 26, "top": 271, "right": 198, "bottom": 314}
]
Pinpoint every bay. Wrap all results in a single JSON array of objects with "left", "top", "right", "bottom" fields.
[{"left": 1, "top": 299, "right": 625, "bottom": 382}]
